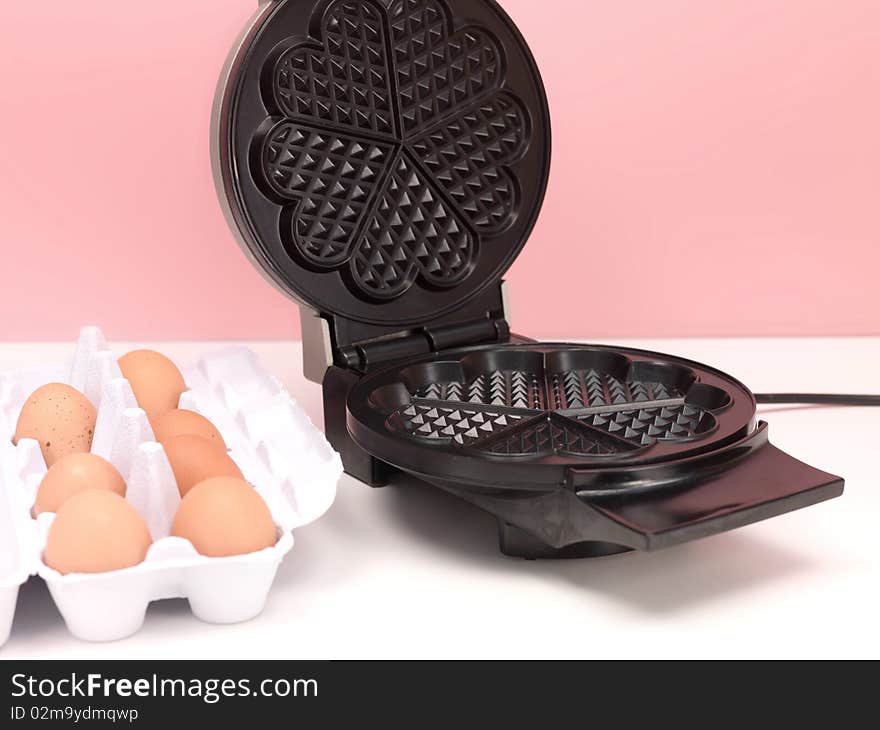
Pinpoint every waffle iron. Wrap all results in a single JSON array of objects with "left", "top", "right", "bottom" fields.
[{"left": 212, "top": 0, "right": 844, "bottom": 558}]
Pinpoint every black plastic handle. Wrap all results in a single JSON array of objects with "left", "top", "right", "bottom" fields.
[{"left": 588, "top": 441, "right": 843, "bottom": 551}]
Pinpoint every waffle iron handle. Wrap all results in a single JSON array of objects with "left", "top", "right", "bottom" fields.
[{"left": 583, "top": 438, "right": 844, "bottom": 551}]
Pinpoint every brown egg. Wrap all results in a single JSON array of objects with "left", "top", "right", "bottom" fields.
[
  {"left": 152, "top": 409, "right": 226, "bottom": 450},
  {"left": 14, "top": 384, "right": 97, "bottom": 467},
  {"left": 118, "top": 350, "right": 187, "bottom": 423},
  {"left": 171, "top": 477, "right": 277, "bottom": 557},
  {"left": 44, "top": 491, "right": 152, "bottom": 575},
  {"left": 34, "top": 453, "right": 126, "bottom": 516},
  {"left": 163, "top": 434, "right": 242, "bottom": 497}
]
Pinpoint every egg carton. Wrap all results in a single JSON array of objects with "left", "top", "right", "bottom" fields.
[{"left": 0, "top": 327, "right": 341, "bottom": 643}]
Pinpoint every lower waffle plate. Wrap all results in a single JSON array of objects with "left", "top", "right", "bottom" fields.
[{"left": 347, "top": 343, "right": 758, "bottom": 492}]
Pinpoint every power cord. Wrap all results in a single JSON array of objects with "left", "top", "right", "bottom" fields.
[{"left": 755, "top": 393, "right": 880, "bottom": 407}]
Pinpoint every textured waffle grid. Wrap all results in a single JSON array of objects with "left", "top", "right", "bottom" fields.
[
  {"left": 264, "top": 124, "right": 396, "bottom": 264},
  {"left": 410, "top": 92, "right": 527, "bottom": 232},
  {"left": 467, "top": 370, "right": 543, "bottom": 409},
  {"left": 390, "top": 403, "right": 524, "bottom": 444},
  {"left": 577, "top": 405, "right": 715, "bottom": 446},
  {"left": 416, "top": 369, "right": 544, "bottom": 409},
  {"left": 255, "top": 0, "right": 533, "bottom": 300},
  {"left": 274, "top": 1, "right": 395, "bottom": 136},
  {"left": 551, "top": 370, "right": 679, "bottom": 410},
  {"left": 385, "top": 355, "right": 727, "bottom": 457},
  {"left": 483, "top": 416, "right": 623, "bottom": 458},
  {"left": 389, "top": 0, "right": 502, "bottom": 133},
  {"left": 417, "top": 381, "right": 464, "bottom": 402},
  {"left": 350, "top": 154, "right": 473, "bottom": 297}
]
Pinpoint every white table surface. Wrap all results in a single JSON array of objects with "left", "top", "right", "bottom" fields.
[{"left": 1, "top": 337, "right": 878, "bottom": 659}]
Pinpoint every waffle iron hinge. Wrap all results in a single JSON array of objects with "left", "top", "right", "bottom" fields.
[
  {"left": 341, "top": 317, "right": 511, "bottom": 372},
  {"left": 301, "top": 310, "right": 510, "bottom": 381},
  {"left": 300, "top": 283, "right": 514, "bottom": 382},
  {"left": 306, "top": 283, "right": 513, "bottom": 488}
]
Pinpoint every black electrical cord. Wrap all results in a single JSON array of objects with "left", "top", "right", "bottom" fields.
[{"left": 755, "top": 393, "right": 880, "bottom": 407}]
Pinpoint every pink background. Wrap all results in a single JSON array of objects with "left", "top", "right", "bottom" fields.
[{"left": 1, "top": 0, "right": 877, "bottom": 342}]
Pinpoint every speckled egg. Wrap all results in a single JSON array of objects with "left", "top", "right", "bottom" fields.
[{"left": 14, "top": 383, "right": 97, "bottom": 467}]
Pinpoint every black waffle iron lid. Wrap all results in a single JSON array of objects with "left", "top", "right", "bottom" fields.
[{"left": 213, "top": 0, "right": 550, "bottom": 340}]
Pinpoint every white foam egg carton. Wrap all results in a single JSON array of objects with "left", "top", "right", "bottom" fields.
[{"left": 0, "top": 327, "right": 341, "bottom": 643}]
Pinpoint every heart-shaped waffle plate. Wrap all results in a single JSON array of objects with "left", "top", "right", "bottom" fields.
[
  {"left": 215, "top": 0, "right": 550, "bottom": 326},
  {"left": 346, "top": 343, "right": 758, "bottom": 491}
]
